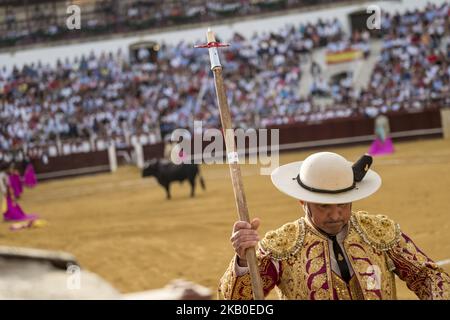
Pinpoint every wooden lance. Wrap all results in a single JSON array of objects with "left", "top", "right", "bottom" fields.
[{"left": 195, "top": 28, "right": 264, "bottom": 300}]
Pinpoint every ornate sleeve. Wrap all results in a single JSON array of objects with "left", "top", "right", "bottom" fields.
[
  {"left": 218, "top": 219, "right": 304, "bottom": 300},
  {"left": 217, "top": 252, "right": 280, "bottom": 300},
  {"left": 387, "top": 232, "right": 450, "bottom": 300}
]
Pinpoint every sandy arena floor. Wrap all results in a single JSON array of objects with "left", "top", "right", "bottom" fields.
[{"left": 1, "top": 138, "right": 450, "bottom": 299}]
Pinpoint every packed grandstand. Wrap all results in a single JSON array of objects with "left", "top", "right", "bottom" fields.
[{"left": 0, "top": 1, "right": 449, "bottom": 162}]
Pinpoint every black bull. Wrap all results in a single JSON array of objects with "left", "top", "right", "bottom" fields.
[{"left": 142, "top": 161, "right": 206, "bottom": 199}]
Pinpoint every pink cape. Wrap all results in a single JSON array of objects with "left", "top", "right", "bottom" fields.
[
  {"left": 368, "top": 137, "right": 395, "bottom": 156},
  {"left": 3, "top": 194, "right": 37, "bottom": 222},
  {"left": 23, "top": 164, "right": 38, "bottom": 188},
  {"left": 8, "top": 173, "right": 23, "bottom": 198}
]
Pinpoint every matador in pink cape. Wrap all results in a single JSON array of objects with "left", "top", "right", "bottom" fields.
[{"left": 219, "top": 152, "right": 449, "bottom": 300}]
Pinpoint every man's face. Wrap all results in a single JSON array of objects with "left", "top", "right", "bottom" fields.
[{"left": 304, "top": 202, "right": 352, "bottom": 235}]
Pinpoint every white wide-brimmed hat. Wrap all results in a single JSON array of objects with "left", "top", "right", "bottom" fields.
[{"left": 271, "top": 152, "right": 381, "bottom": 204}]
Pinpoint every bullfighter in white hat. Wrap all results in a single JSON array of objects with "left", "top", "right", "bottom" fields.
[{"left": 219, "top": 152, "right": 450, "bottom": 300}]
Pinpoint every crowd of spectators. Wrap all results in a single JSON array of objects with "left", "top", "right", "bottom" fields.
[
  {"left": 0, "top": 0, "right": 342, "bottom": 49},
  {"left": 0, "top": 2, "right": 449, "bottom": 156},
  {"left": 306, "top": 2, "right": 450, "bottom": 124}
]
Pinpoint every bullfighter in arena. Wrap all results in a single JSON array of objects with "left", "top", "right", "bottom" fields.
[{"left": 219, "top": 152, "right": 450, "bottom": 300}]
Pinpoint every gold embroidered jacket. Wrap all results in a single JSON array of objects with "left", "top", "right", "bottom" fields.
[{"left": 218, "top": 211, "right": 450, "bottom": 300}]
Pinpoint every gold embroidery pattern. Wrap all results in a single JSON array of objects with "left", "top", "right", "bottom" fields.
[
  {"left": 218, "top": 256, "right": 239, "bottom": 300},
  {"left": 221, "top": 254, "right": 278, "bottom": 300},
  {"left": 276, "top": 231, "right": 330, "bottom": 300},
  {"left": 349, "top": 276, "right": 366, "bottom": 300},
  {"left": 351, "top": 211, "right": 401, "bottom": 251},
  {"left": 345, "top": 224, "right": 396, "bottom": 300},
  {"left": 346, "top": 243, "right": 382, "bottom": 300},
  {"left": 304, "top": 240, "right": 330, "bottom": 300},
  {"left": 388, "top": 233, "right": 450, "bottom": 300},
  {"left": 277, "top": 259, "right": 308, "bottom": 299},
  {"left": 332, "top": 273, "right": 351, "bottom": 300},
  {"left": 332, "top": 273, "right": 364, "bottom": 300},
  {"left": 232, "top": 273, "right": 253, "bottom": 300},
  {"left": 260, "top": 218, "right": 306, "bottom": 260}
]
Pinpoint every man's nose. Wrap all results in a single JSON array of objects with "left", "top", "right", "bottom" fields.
[{"left": 328, "top": 205, "right": 341, "bottom": 221}]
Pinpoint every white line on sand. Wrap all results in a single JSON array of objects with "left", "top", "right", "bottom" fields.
[{"left": 436, "top": 259, "right": 450, "bottom": 266}]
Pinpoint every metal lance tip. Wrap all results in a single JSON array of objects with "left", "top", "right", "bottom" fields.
[
  {"left": 207, "top": 28, "right": 216, "bottom": 43},
  {"left": 193, "top": 28, "right": 230, "bottom": 49}
]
